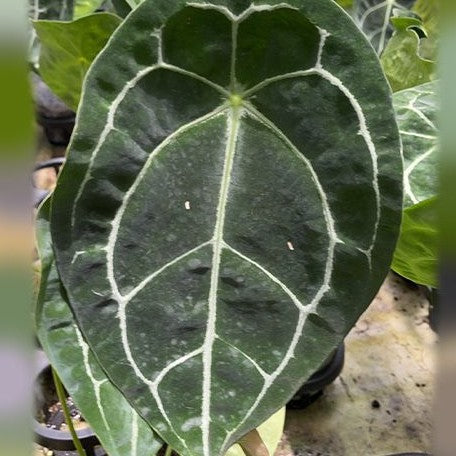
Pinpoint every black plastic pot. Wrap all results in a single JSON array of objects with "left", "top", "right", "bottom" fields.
[
  {"left": 32, "top": 73, "right": 75, "bottom": 146},
  {"left": 287, "top": 343, "right": 345, "bottom": 409},
  {"left": 33, "top": 157, "right": 65, "bottom": 208},
  {"left": 34, "top": 352, "right": 106, "bottom": 456}
]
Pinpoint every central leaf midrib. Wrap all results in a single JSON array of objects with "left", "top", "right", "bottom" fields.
[{"left": 201, "top": 104, "right": 242, "bottom": 456}]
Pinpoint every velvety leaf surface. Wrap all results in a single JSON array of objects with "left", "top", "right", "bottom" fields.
[
  {"left": 394, "top": 81, "right": 438, "bottom": 207},
  {"left": 36, "top": 199, "right": 163, "bottom": 456},
  {"left": 354, "top": 0, "right": 415, "bottom": 54},
  {"left": 381, "top": 15, "right": 435, "bottom": 92},
  {"left": 392, "top": 197, "right": 438, "bottom": 287},
  {"left": 34, "top": 13, "right": 121, "bottom": 111},
  {"left": 50, "top": 1, "right": 402, "bottom": 455}
]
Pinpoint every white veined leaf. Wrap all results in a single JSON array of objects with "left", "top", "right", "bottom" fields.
[
  {"left": 49, "top": 1, "right": 403, "bottom": 455},
  {"left": 394, "top": 81, "right": 438, "bottom": 207}
]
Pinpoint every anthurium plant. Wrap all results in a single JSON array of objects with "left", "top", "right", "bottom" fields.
[{"left": 35, "top": 0, "right": 403, "bottom": 455}]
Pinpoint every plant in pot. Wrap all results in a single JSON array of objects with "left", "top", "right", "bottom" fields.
[{"left": 34, "top": 0, "right": 405, "bottom": 455}]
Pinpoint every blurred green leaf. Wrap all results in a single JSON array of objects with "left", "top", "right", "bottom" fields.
[
  {"left": 74, "top": 0, "right": 105, "bottom": 18},
  {"left": 381, "top": 14, "right": 435, "bottom": 92},
  {"left": 335, "top": 0, "right": 353, "bottom": 9},
  {"left": 33, "top": 13, "right": 121, "bottom": 110},
  {"left": 412, "top": 0, "right": 439, "bottom": 59},
  {"left": 28, "top": 0, "right": 75, "bottom": 68},
  {"left": 392, "top": 197, "right": 438, "bottom": 287}
]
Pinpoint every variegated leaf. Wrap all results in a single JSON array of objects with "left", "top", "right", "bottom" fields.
[
  {"left": 36, "top": 198, "right": 163, "bottom": 456},
  {"left": 354, "top": 0, "right": 415, "bottom": 54},
  {"left": 50, "top": 1, "right": 402, "bottom": 455},
  {"left": 394, "top": 81, "right": 438, "bottom": 207}
]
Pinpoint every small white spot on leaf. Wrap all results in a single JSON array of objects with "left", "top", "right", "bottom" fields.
[{"left": 181, "top": 416, "right": 201, "bottom": 432}]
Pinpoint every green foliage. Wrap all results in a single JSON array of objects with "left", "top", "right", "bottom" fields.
[
  {"left": 74, "top": 0, "right": 105, "bottom": 18},
  {"left": 381, "top": 13, "right": 435, "bottom": 92},
  {"left": 394, "top": 81, "right": 438, "bottom": 207},
  {"left": 412, "top": 0, "right": 439, "bottom": 59},
  {"left": 36, "top": 199, "right": 164, "bottom": 456},
  {"left": 46, "top": 0, "right": 402, "bottom": 455},
  {"left": 354, "top": 0, "right": 415, "bottom": 55},
  {"left": 33, "top": 13, "right": 121, "bottom": 110},
  {"left": 392, "top": 197, "right": 438, "bottom": 288}
]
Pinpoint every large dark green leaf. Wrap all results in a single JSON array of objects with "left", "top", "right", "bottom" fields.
[
  {"left": 36, "top": 198, "right": 163, "bottom": 456},
  {"left": 354, "top": 0, "right": 415, "bottom": 54},
  {"left": 392, "top": 197, "right": 438, "bottom": 287},
  {"left": 394, "top": 81, "right": 438, "bottom": 207},
  {"left": 33, "top": 13, "right": 122, "bottom": 110},
  {"left": 50, "top": 1, "right": 402, "bottom": 455}
]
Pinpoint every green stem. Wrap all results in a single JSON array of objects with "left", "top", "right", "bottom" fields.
[
  {"left": 164, "top": 444, "right": 173, "bottom": 456},
  {"left": 51, "top": 368, "right": 86, "bottom": 456}
]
